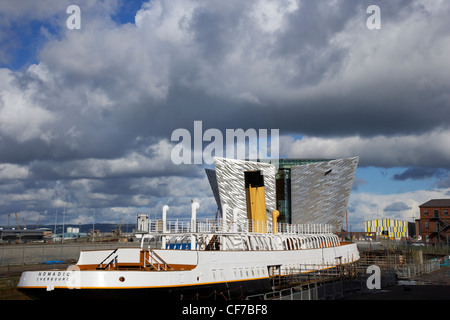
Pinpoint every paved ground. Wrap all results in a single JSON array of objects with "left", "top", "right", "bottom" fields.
[
  {"left": 342, "top": 267, "right": 450, "bottom": 300},
  {"left": 0, "top": 263, "right": 72, "bottom": 300}
]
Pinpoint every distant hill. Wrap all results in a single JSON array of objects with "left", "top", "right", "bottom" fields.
[{"left": 0, "top": 223, "right": 136, "bottom": 234}]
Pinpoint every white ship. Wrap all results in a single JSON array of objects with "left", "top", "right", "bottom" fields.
[{"left": 18, "top": 158, "right": 360, "bottom": 300}]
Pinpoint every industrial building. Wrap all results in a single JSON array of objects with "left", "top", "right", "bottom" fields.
[
  {"left": 418, "top": 199, "right": 450, "bottom": 246},
  {"left": 136, "top": 214, "right": 150, "bottom": 232},
  {"left": 0, "top": 228, "right": 47, "bottom": 243}
]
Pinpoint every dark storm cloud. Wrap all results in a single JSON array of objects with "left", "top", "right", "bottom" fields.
[
  {"left": 6, "top": 0, "right": 449, "bottom": 142},
  {"left": 384, "top": 202, "right": 411, "bottom": 212},
  {"left": 393, "top": 167, "right": 446, "bottom": 181},
  {"left": 189, "top": 2, "right": 251, "bottom": 66},
  {"left": 436, "top": 175, "right": 450, "bottom": 189},
  {"left": 1, "top": 0, "right": 450, "bottom": 224},
  {"left": 171, "top": 0, "right": 449, "bottom": 139}
]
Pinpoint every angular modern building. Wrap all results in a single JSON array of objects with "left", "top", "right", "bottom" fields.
[
  {"left": 207, "top": 157, "right": 358, "bottom": 232},
  {"left": 209, "top": 157, "right": 276, "bottom": 226},
  {"left": 290, "top": 157, "right": 359, "bottom": 228},
  {"left": 262, "top": 159, "right": 334, "bottom": 224}
]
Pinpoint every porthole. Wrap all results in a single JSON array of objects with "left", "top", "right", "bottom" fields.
[{"left": 119, "top": 276, "right": 125, "bottom": 282}]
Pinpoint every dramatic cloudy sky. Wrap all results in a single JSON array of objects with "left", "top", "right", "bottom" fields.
[{"left": 0, "top": 0, "right": 449, "bottom": 230}]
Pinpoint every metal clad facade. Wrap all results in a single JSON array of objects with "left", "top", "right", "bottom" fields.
[
  {"left": 290, "top": 157, "right": 359, "bottom": 231},
  {"left": 213, "top": 157, "right": 276, "bottom": 225},
  {"left": 208, "top": 157, "right": 359, "bottom": 232}
]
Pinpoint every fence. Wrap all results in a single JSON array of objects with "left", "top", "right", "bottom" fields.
[
  {"left": 0, "top": 243, "right": 140, "bottom": 266},
  {"left": 273, "top": 267, "right": 397, "bottom": 300},
  {"left": 246, "top": 266, "right": 398, "bottom": 301},
  {"left": 246, "top": 249, "right": 442, "bottom": 301},
  {"left": 148, "top": 218, "right": 334, "bottom": 235},
  {"left": 395, "top": 260, "right": 441, "bottom": 279}
]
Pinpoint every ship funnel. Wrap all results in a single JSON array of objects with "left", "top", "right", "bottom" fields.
[
  {"left": 191, "top": 201, "right": 199, "bottom": 232},
  {"left": 161, "top": 205, "right": 169, "bottom": 249},
  {"left": 244, "top": 170, "right": 267, "bottom": 233},
  {"left": 272, "top": 210, "right": 280, "bottom": 234},
  {"left": 190, "top": 201, "right": 199, "bottom": 250},
  {"left": 162, "top": 205, "right": 169, "bottom": 233}
]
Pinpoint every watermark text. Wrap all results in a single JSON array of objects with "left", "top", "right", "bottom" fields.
[
  {"left": 171, "top": 121, "right": 279, "bottom": 165},
  {"left": 67, "top": 5, "right": 81, "bottom": 30}
]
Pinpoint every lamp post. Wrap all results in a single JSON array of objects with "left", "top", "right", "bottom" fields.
[{"left": 92, "top": 211, "right": 95, "bottom": 243}]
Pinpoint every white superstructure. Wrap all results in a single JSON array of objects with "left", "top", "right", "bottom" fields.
[
  {"left": 18, "top": 157, "right": 360, "bottom": 300},
  {"left": 17, "top": 202, "right": 359, "bottom": 300}
]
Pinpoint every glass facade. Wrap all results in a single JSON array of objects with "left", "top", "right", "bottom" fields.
[{"left": 263, "top": 159, "right": 332, "bottom": 224}]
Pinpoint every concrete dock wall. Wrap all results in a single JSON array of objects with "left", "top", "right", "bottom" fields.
[{"left": 0, "top": 243, "right": 140, "bottom": 266}]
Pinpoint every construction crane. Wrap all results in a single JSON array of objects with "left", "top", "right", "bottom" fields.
[
  {"left": 15, "top": 213, "right": 20, "bottom": 230},
  {"left": 23, "top": 217, "right": 27, "bottom": 230},
  {"left": 36, "top": 218, "right": 40, "bottom": 229},
  {"left": 113, "top": 218, "right": 123, "bottom": 238}
]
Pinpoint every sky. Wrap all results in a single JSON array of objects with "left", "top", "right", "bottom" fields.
[{"left": 0, "top": 0, "right": 449, "bottom": 231}]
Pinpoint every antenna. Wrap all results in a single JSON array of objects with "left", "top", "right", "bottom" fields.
[
  {"left": 346, "top": 209, "right": 348, "bottom": 232},
  {"left": 62, "top": 206, "right": 66, "bottom": 243},
  {"left": 92, "top": 210, "right": 95, "bottom": 243},
  {"left": 54, "top": 209, "right": 58, "bottom": 236}
]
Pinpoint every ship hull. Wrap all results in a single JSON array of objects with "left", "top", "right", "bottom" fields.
[
  {"left": 17, "top": 242, "right": 359, "bottom": 300},
  {"left": 18, "top": 277, "right": 272, "bottom": 300}
]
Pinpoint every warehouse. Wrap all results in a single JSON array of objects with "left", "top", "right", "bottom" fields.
[
  {"left": 419, "top": 199, "right": 450, "bottom": 246},
  {"left": 0, "top": 229, "right": 45, "bottom": 243}
]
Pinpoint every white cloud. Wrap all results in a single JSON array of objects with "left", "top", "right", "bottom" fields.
[
  {"left": 59, "top": 139, "right": 191, "bottom": 179},
  {"left": 0, "top": 68, "right": 56, "bottom": 143},
  {"left": 281, "top": 129, "right": 450, "bottom": 168},
  {"left": 348, "top": 188, "right": 450, "bottom": 230},
  {"left": 250, "top": 0, "right": 299, "bottom": 33},
  {"left": 1, "top": 0, "right": 449, "bottom": 225},
  {"left": 0, "top": 164, "right": 29, "bottom": 180}
]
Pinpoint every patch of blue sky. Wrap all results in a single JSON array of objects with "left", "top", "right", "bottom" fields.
[
  {"left": 1, "top": 1, "right": 146, "bottom": 70},
  {"left": 354, "top": 166, "right": 436, "bottom": 195},
  {"left": 111, "top": 1, "right": 146, "bottom": 25},
  {"left": 1, "top": 19, "right": 60, "bottom": 70},
  {"left": 290, "top": 133, "right": 303, "bottom": 140}
]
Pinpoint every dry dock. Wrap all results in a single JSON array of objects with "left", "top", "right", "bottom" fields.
[
  {"left": 1, "top": 264, "right": 70, "bottom": 300},
  {"left": 1, "top": 242, "right": 449, "bottom": 300},
  {"left": 340, "top": 267, "right": 450, "bottom": 300}
]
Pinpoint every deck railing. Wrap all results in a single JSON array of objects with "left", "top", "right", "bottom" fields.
[{"left": 147, "top": 218, "right": 333, "bottom": 235}]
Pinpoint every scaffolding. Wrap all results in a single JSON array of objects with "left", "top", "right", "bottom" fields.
[{"left": 246, "top": 248, "right": 441, "bottom": 300}]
